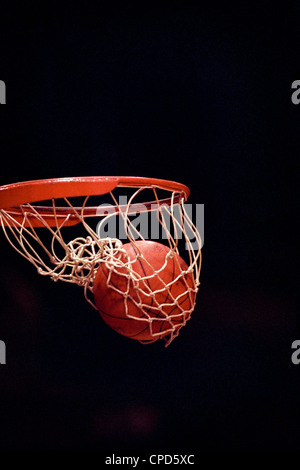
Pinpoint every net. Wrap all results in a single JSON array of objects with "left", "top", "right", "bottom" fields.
[{"left": 0, "top": 179, "right": 202, "bottom": 346}]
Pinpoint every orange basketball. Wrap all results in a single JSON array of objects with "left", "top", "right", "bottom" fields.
[{"left": 93, "top": 240, "right": 196, "bottom": 343}]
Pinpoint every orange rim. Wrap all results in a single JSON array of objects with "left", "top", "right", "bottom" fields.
[{"left": 0, "top": 176, "right": 190, "bottom": 209}]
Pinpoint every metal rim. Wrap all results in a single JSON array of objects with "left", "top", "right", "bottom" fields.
[{"left": 0, "top": 176, "right": 190, "bottom": 209}]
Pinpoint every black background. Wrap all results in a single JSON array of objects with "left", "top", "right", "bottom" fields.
[{"left": 0, "top": 3, "right": 299, "bottom": 451}]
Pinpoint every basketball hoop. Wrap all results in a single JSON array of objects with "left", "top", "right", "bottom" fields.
[{"left": 0, "top": 176, "right": 202, "bottom": 346}]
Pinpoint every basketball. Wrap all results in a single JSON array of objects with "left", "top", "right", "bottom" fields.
[{"left": 93, "top": 240, "right": 196, "bottom": 343}]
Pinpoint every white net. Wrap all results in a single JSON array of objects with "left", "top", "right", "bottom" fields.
[{"left": 0, "top": 185, "right": 202, "bottom": 346}]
